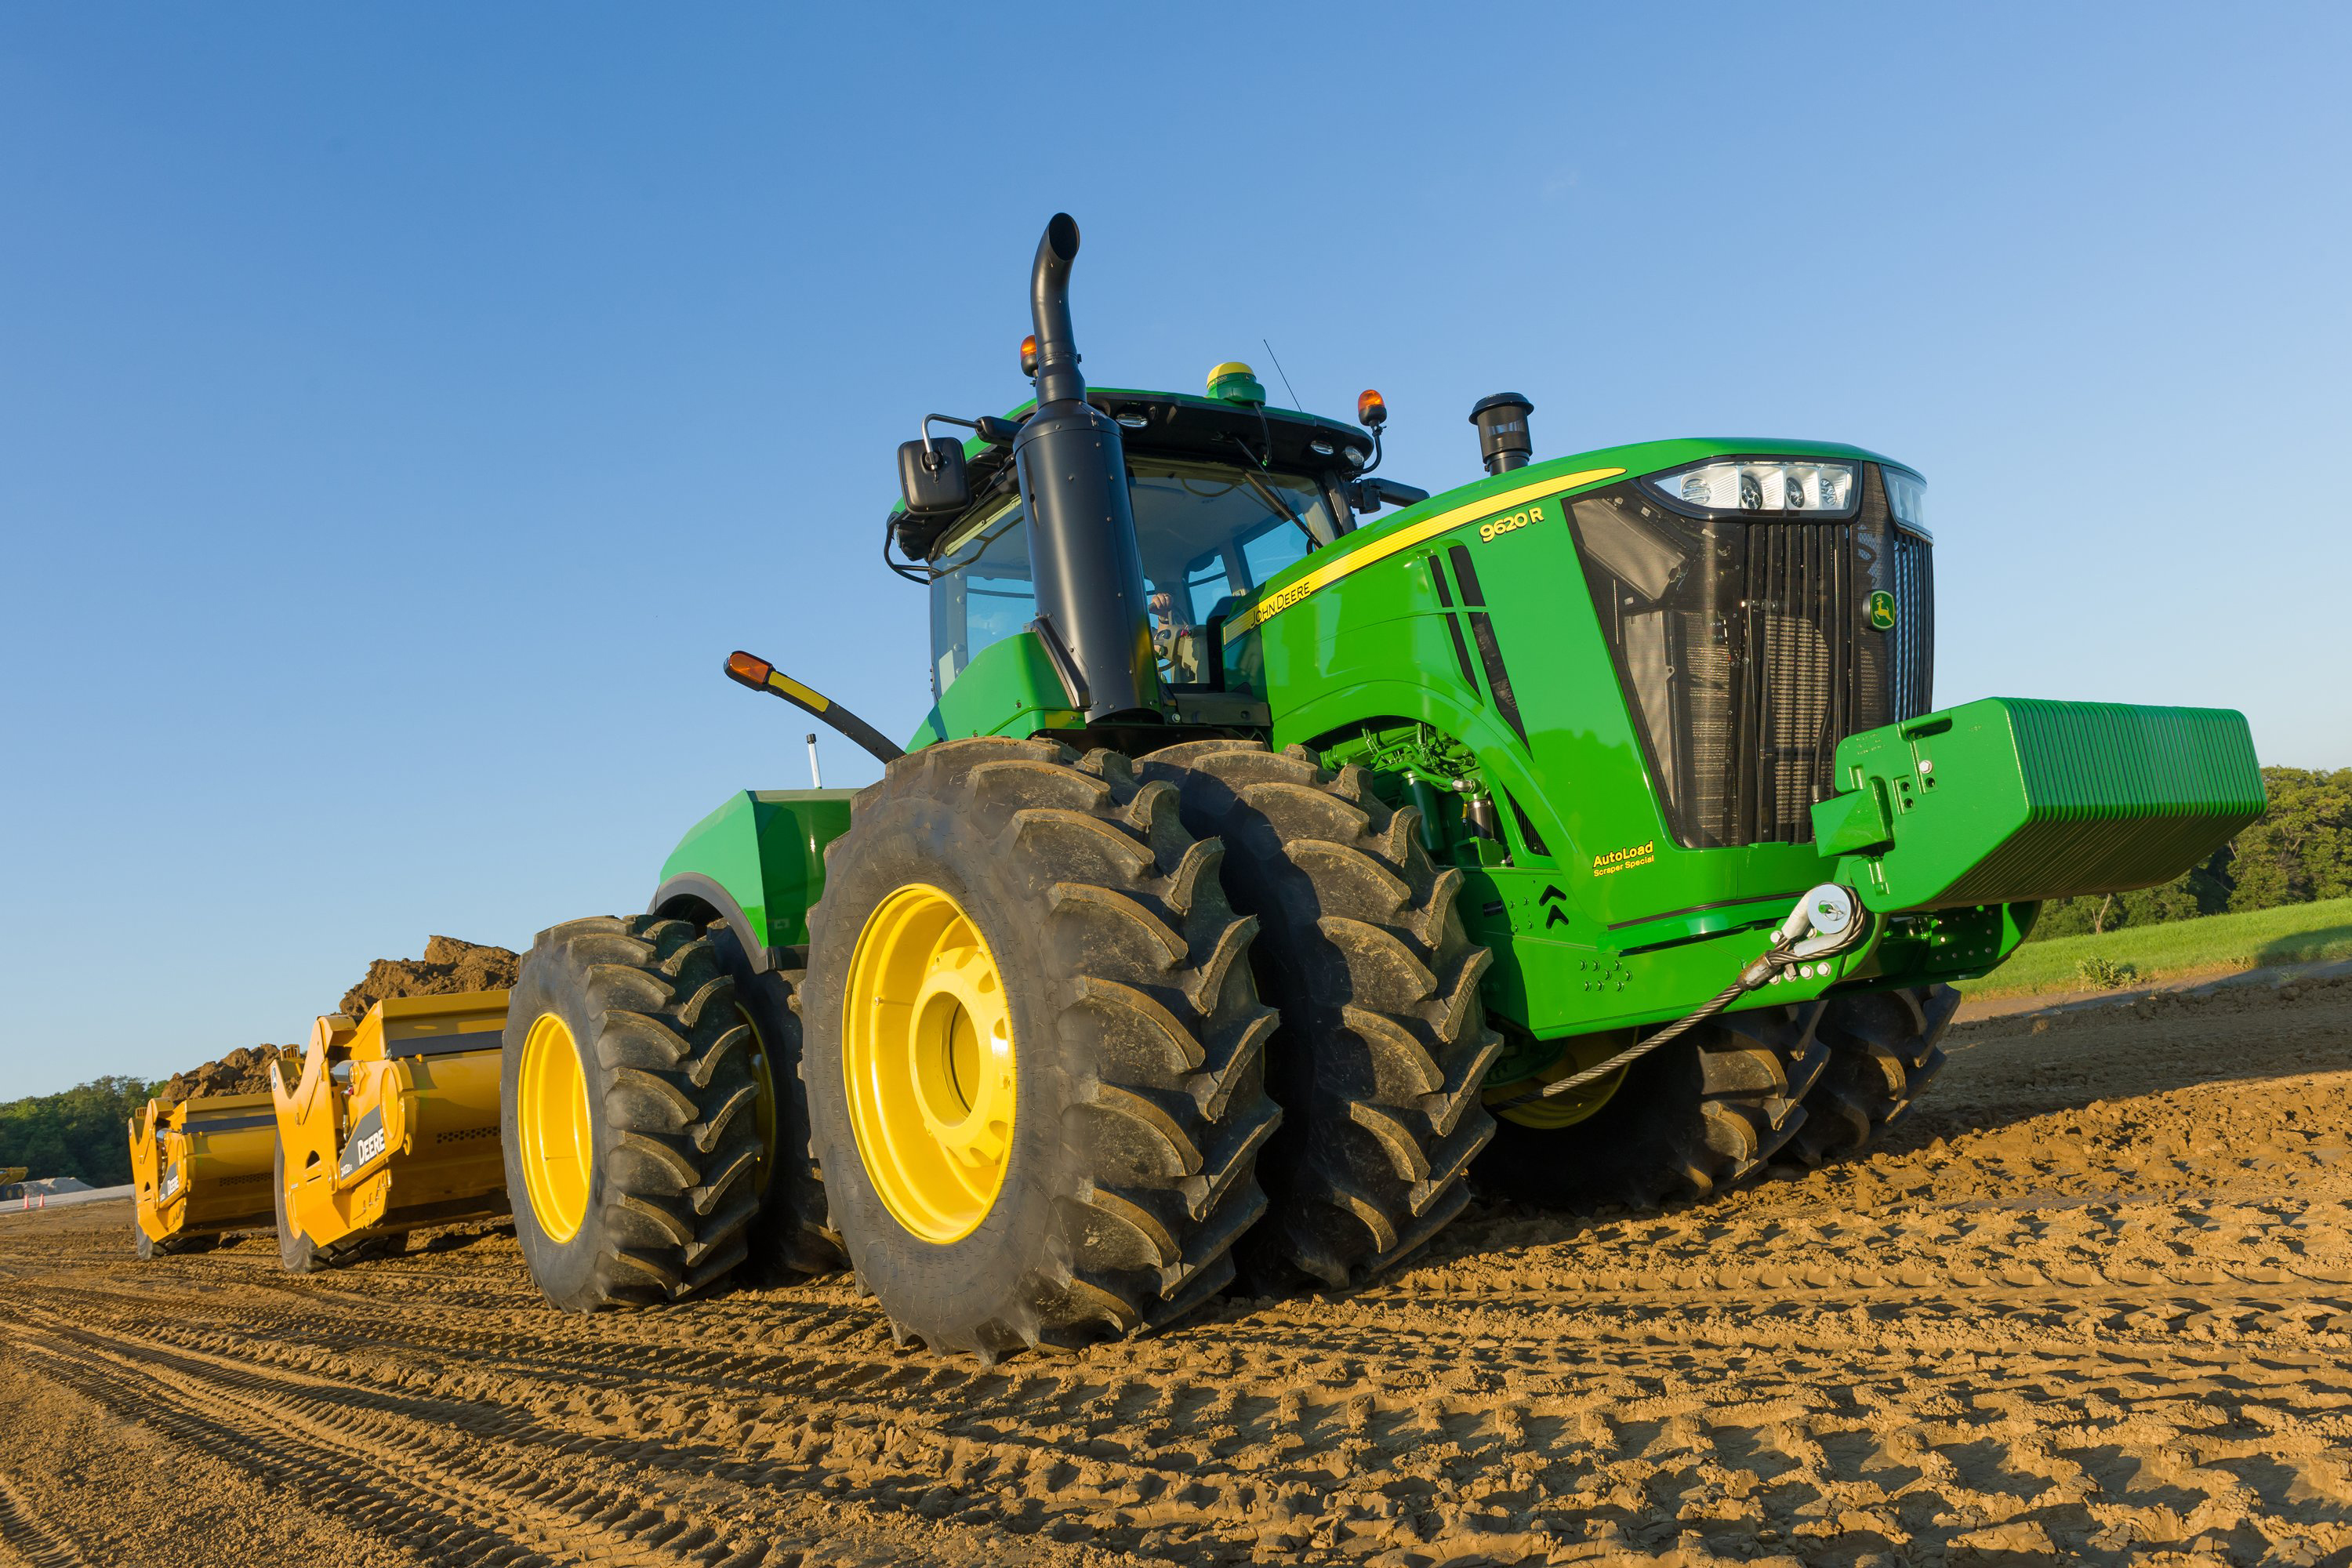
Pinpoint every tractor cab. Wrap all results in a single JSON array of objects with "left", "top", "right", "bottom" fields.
[{"left": 894, "top": 379, "right": 1402, "bottom": 725}]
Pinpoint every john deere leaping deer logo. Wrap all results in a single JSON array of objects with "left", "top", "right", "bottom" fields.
[{"left": 1867, "top": 590, "right": 1898, "bottom": 631}]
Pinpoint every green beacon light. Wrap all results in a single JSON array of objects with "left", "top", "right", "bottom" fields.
[{"left": 1206, "top": 361, "right": 1265, "bottom": 406}]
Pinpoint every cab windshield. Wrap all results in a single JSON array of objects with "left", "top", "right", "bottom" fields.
[{"left": 928, "top": 457, "right": 1338, "bottom": 695}]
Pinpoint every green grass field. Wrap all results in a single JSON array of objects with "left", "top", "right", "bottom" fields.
[{"left": 1958, "top": 896, "right": 2352, "bottom": 996}]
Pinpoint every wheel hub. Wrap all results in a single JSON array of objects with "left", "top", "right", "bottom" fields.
[
  {"left": 738, "top": 1000, "right": 779, "bottom": 1200},
  {"left": 1485, "top": 1033, "right": 1629, "bottom": 1131},
  {"left": 517, "top": 1012, "right": 593, "bottom": 1243},
  {"left": 844, "top": 884, "right": 1016, "bottom": 1243}
]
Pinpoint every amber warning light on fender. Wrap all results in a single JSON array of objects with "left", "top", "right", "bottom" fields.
[
  {"left": 721, "top": 650, "right": 906, "bottom": 766},
  {"left": 724, "top": 650, "right": 773, "bottom": 688}
]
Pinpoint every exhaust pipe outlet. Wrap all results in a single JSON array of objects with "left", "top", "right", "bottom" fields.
[
  {"left": 1469, "top": 392, "right": 1535, "bottom": 475},
  {"left": 1029, "top": 213, "right": 1083, "bottom": 406},
  {"left": 1011, "top": 214, "right": 1160, "bottom": 722}
]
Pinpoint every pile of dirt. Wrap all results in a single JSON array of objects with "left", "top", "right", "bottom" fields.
[
  {"left": 149, "top": 938, "right": 521, "bottom": 1110},
  {"left": 158, "top": 1045, "right": 300, "bottom": 1105},
  {"left": 338, "top": 935, "right": 520, "bottom": 1021}
]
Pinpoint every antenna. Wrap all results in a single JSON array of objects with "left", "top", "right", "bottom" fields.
[
  {"left": 806, "top": 733, "right": 822, "bottom": 789},
  {"left": 1261, "top": 338, "right": 1302, "bottom": 411}
]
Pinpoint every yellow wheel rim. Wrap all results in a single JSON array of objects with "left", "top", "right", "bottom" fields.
[
  {"left": 842, "top": 884, "right": 1016, "bottom": 1243},
  {"left": 517, "top": 1011, "right": 593, "bottom": 1243},
  {"left": 1486, "top": 1034, "right": 1631, "bottom": 1131},
  {"left": 739, "top": 1000, "right": 779, "bottom": 1200}
]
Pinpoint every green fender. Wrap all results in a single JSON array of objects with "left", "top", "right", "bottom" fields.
[{"left": 649, "top": 789, "right": 859, "bottom": 970}]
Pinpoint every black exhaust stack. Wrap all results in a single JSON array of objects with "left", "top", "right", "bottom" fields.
[{"left": 1012, "top": 214, "right": 1160, "bottom": 722}]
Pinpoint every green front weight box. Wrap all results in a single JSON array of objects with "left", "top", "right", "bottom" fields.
[{"left": 1813, "top": 698, "right": 2267, "bottom": 913}]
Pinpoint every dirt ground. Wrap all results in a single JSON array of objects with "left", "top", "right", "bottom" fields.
[{"left": 5, "top": 981, "right": 2350, "bottom": 1568}]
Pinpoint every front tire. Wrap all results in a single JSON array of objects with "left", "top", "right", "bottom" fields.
[
  {"left": 1476, "top": 1004, "right": 1828, "bottom": 1210},
  {"left": 800, "top": 738, "right": 1280, "bottom": 1361},
  {"left": 1787, "top": 984, "right": 1960, "bottom": 1163},
  {"left": 503, "top": 915, "right": 770, "bottom": 1312},
  {"left": 1140, "top": 741, "right": 1501, "bottom": 1291}
]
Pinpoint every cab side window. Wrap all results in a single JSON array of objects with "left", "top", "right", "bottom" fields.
[{"left": 927, "top": 499, "right": 1033, "bottom": 696}]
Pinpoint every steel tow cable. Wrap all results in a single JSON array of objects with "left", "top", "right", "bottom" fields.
[{"left": 1487, "top": 884, "right": 1863, "bottom": 1112}]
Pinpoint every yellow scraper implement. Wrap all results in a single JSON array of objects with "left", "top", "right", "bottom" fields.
[
  {"left": 129, "top": 1092, "right": 278, "bottom": 1254},
  {"left": 271, "top": 989, "right": 511, "bottom": 1260}
]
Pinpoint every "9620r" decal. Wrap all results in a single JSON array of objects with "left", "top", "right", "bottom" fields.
[{"left": 1478, "top": 502, "right": 1547, "bottom": 543}]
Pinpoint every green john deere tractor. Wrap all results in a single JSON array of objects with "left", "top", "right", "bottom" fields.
[{"left": 499, "top": 213, "right": 2264, "bottom": 1357}]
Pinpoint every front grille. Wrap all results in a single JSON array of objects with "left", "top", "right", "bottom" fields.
[
  {"left": 1888, "top": 525, "right": 1934, "bottom": 722},
  {"left": 1569, "top": 463, "right": 1936, "bottom": 851},
  {"left": 1734, "top": 474, "right": 1935, "bottom": 844},
  {"left": 1741, "top": 521, "right": 1856, "bottom": 843}
]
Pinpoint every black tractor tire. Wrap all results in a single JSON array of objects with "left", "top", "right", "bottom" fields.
[
  {"left": 800, "top": 738, "right": 1280, "bottom": 1362},
  {"left": 1475, "top": 1003, "right": 1829, "bottom": 1210},
  {"left": 1138, "top": 741, "right": 1501, "bottom": 1291},
  {"left": 274, "top": 1140, "right": 386, "bottom": 1272},
  {"left": 503, "top": 915, "right": 770, "bottom": 1312},
  {"left": 274, "top": 1139, "right": 328, "bottom": 1273},
  {"left": 133, "top": 1221, "right": 168, "bottom": 1261},
  {"left": 1785, "top": 983, "right": 1961, "bottom": 1164},
  {"left": 706, "top": 928, "right": 841, "bottom": 1283}
]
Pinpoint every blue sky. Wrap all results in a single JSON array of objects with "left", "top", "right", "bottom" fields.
[{"left": 3, "top": 5, "right": 2346, "bottom": 1098}]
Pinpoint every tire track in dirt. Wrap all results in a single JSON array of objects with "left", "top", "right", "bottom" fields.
[
  {"left": 53, "top": 1259, "right": 2343, "bottom": 1566},
  {"left": 0, "top": 975, "right": 2348, "bottom": 1563},
  {"left": 7, "top": 1323, "right": 754, "bottom": 1568},
  {"left": 0, "top": 1471, "right": 94, "bottom": 1568}
]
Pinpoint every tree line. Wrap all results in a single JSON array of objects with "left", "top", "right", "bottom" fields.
[
  {"left": 0, "top": 1075, "right": 157, "bottom": 1189},
  {"left": 2029, "top": 766, "right": 2352, "bottom": 940}
]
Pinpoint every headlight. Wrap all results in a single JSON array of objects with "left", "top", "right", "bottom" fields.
[
  {"left": 1645, "top": 459, "right": 1857, "bottom": 516},
  {"left": 1883, "top": 465, "right": 1927, "bottom": 529}
]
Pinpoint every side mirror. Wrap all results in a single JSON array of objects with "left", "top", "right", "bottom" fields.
[
  {"left": 1350, "top": 476, "right": 1430, "bottom": 514},
  {"left": 897, "top": 436, "right": 970, "bottom": 517}
]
